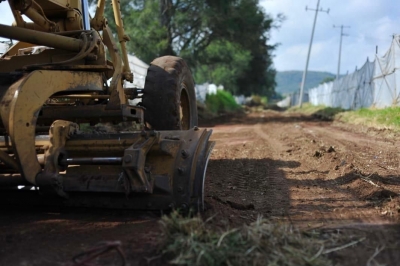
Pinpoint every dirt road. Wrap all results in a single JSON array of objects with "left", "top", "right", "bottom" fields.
[{"left": 1, "top": 110, "right": 400, "bottom": 265}]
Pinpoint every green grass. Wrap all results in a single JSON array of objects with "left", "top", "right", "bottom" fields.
[
  {"left": 205, "top": 90, "right": 241, "bottom": 114},
  {"left": 339, "top": 107, "right": 400, "bottom": 129},
  {"left": 288, "top": 103, "right": 327, "bottom": 114},
  {"left": 158, "top": 212, "right": 366, "bottom": 266},
  {"left": 289, "top": 104, "right": 400, "bottom": 129},
  {"left": 248, "top": 95, "right": 268, "bottom": 106},
  {"left": 288, "top": 103, "right": 345, "bottom": 120}
]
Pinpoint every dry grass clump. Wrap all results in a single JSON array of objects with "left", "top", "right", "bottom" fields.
[{"left": 159, "top": 212, "right": 365, "bottom": 266}]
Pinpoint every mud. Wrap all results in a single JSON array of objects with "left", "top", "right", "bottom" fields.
[{"left": 1, "top": 110, "right": 400, "bottom": 265}]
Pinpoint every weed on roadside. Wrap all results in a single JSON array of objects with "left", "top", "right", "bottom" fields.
[{"left": 158, "top": 211, "right": 367, "bottom": 266}]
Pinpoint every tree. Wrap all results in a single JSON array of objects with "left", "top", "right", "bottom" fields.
[
  {"left": 101, "top": 0, "right": 281, "bottom": 97},
  {"left": 320, "top": 76, "right": 335, "bottom": 84},
  {"left": 194, "top": 40, "right": 252, "bottom": 94},
  {"left": 202, "top": 0, "right": 280, "bottom": 97}
]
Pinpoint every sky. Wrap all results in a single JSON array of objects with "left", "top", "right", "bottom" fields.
[
  {"left": 261, "top": 0, "right": 400, "bottom": 74},
  {"left": 1, "top": 0, "right": 399, "bottom": 75}
]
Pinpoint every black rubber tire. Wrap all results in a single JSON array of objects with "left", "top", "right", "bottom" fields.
[{"left": 142, "top": 56, "right": 198, "bottom": 130}]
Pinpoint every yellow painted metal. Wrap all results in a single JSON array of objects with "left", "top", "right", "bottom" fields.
[
  {"left": 8, "top": 0, "right": 24, "bottom": 27},
  {"left": 103, "top": 26, "right": 127, "bottom": 105},
  {"left": 111, "top": 0, "right": 132, "bottom": 82},
  {"left": 22, "top": 2, "right": 57, "bottom": 32},
  {"left": 91, "top": 0, "right": 106, "bottom": 30},
  {"left": 0, "top": 70, "right": 103, "bottom": 184},
  {"left": 0, "top": 24, "right": 82, "bottom": 52},
  {"left": 8, "top": 0, "right": 83, "bottom": 32},
  {"left": 35, "top": 0, "right": 81, "bottom": 12}
]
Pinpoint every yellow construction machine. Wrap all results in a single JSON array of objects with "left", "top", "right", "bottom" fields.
[{"left": 0, "top": 0, "right": 213, "bottom": 211}]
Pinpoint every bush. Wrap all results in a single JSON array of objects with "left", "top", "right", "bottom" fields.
[
  {"left": 245, "top": 95, "right": 268, "bottom": 107},
  {"left": 205, "top": 90, "right": 241, "bottom": 114}
]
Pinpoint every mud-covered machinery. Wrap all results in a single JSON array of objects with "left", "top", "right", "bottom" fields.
[{"left": 0, "top": 0, "right": 213, "bottom": 211}]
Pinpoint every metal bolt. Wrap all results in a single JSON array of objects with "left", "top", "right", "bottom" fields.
[
  {"left": 123, "top": 154, "right": 132, "bottom": 163},
  {"left": 178, "top": 167, "right": 185, "bottom": 174},
  {"left": 194, "top": 126, "right": 199, "bottom": 131},
  {"left": 181, "top": 149, "right": 189, "bottom": 158}
]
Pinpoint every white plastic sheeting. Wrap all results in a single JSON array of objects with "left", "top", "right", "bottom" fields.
[
  {"left": 0, "top": 43, "right": 9, "bottom": 55},
  {"left": 373, "top": 36, "right": 400, "bottom": 108},
  {"left": 124, "top": 54, "right": 149, "bottom": 89},
  {"left": 276, "top": 96, "right": 291, "bottom": 108},
  {"left": 235, "top": 95, "right": 246, "bottom": 105},
  {"left": 195, "top": 83, "right": 209, "bottom": 103},
  {"left": 309, "top": 59, "right": 375, "bottom": 109},
  {"left": 283, "top": 91, "right": 309, "bottom": 107},
  {"left": 309, "top": 35, "right": 400, "bottom": 109}
]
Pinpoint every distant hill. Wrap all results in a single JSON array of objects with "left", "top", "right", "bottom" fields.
[{"left": 275, "top": 71, "right": 335, "bottom": 95}]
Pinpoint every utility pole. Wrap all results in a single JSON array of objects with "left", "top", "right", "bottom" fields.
[
  {"left": 298, "top": 0, "right": 329, "bottom": 107},
  {"left": 333, "top": 25, "right": 350, "bottom": 79}
]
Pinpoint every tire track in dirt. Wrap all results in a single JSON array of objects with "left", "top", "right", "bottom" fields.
[
  {"left": 202, "top": 111, "right": 400, "bottom": 265},
  {"left": 206, "top": 121, "right": 292, "bottom": 222},
  {"left": 252, "top": 114, "right": 397, "bottom": 226},
  {"left": 247, "top": 112, "right": 400, "bottom": 265},
  {"left": 254, "top": 121, "right": 340, "bottom": 225}
]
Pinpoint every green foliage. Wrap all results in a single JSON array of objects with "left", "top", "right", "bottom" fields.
[
  {"left": 200, "top": 0, "right": 281, "bottom": 97},
  {"left": 320, "top": 76, "right": 335, "bottom": 84},
  {"left": 339, "top": 107, "right": 400, "bottom": 129},
  {"left": 290, "top": 104, "right": 400, "bottom": 128},
  {"left": 194, "top": 40, "right": 251, "bottom": 94},
  {"left": 288, "top": 103, "right": 345, "bottom": 120},
  {"left": 313, "top": 107, "right": 346, "bottom": 121},
  {"left": 245, "top": 94, "right": 268, "bottom": 107},
  {"left": 100, "top": 0, "right": 280, "bottom": 97},
  {"left": 159, "top": 211, "right": 336, "bottom": 266},
  {"left": 101, "top": 1, "right": 170, "bottom": 63},
  {"left": 253, "top": 95, "right": 268, "bottom": 105},
  {"left": 205, "top": 90, "right": 240, "bottom": 114},
  {"left": 288, "top": 103, "right": 325, "bottom": 114}
]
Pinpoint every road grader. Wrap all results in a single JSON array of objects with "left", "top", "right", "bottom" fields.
[{"left": 0, "top": 0, "right": 213, "bottom": 211}]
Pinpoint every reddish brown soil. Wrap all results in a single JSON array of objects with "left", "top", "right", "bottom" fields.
[{"left": 1, "top": 110, "right": 400, "bottom": 265}]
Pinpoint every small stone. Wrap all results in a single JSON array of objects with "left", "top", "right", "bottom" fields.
[
  {"left": 327, "top": 146, "right": 336, "bottom": 153},
  {"left": 313, "top": 150, "right": 323, "bottom": 157}
]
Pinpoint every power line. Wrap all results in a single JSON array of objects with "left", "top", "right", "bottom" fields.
[
  {"left": 333, "top": 25, "right": 350, "bottom": 79},
  {"left": 298, "top": 0, "right": 330, "bottom": 107}
]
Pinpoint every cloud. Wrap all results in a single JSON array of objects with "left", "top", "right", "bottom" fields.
[
  {"left": 0, "top": 5, "right": 14, "bottom": 25},
  {"left": 261, "top": 0, "right": 400, "bottom": 73}
]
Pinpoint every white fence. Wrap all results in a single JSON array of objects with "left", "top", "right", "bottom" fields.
[
  {"left": 277, "top": 91, "right": 309, "bottom": 108},
  {"left": 309, "top": 35, "right": 400, "bottom": 109}
]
